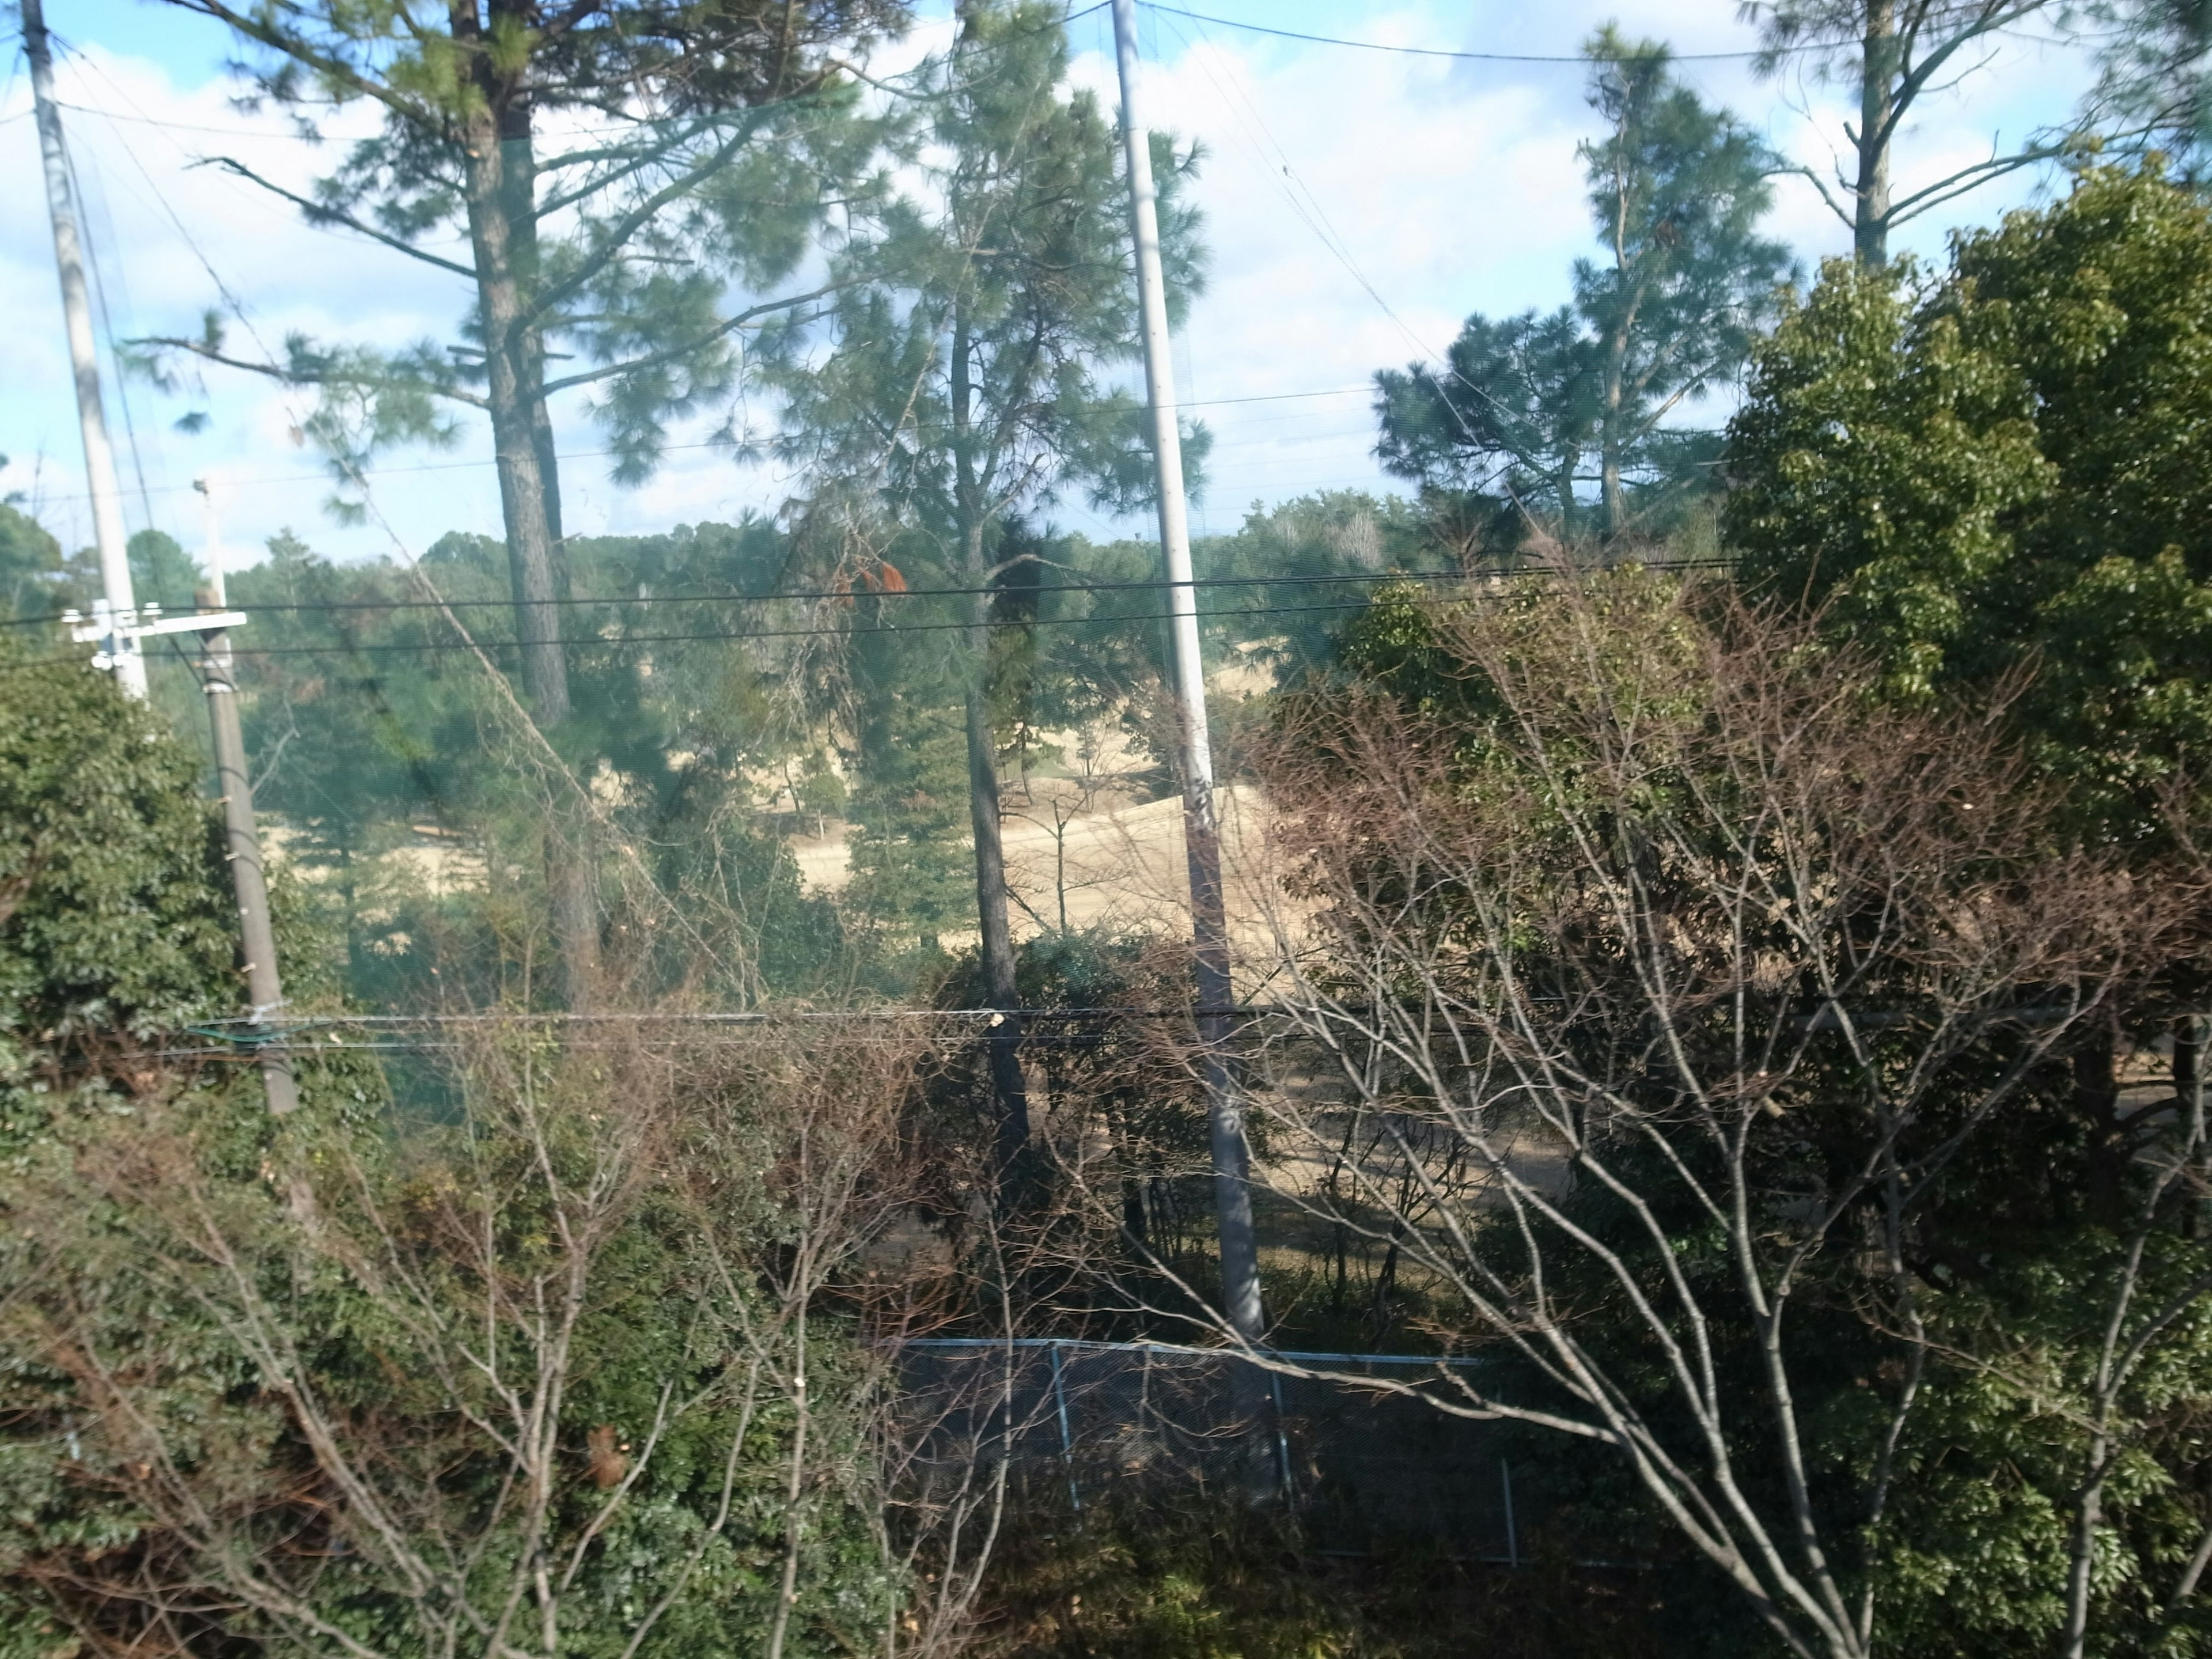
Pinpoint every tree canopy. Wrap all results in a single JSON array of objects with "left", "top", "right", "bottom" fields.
[
  {"left": 1376, "top": 31, "right": 1789, "bottom": 546},
  {"left": 1725, "top": 164, "right": 2212, "bottom": 823}
]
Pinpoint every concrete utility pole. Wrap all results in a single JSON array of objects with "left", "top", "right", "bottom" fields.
[
  {"left": 196, "top": 600, "right": 301, "bottom": 1117},
  {"left": 58, "top": 568, "right": 297, "bottom": 1116},
  {"left": 24, "top": 0, "right": 145, "bottom": 699},
  {"left": 194, "top": 483, "right": 298, "bottom": 1116},
  {"left": 1109, "top": 0, "right": 1263, "bottom": 1344}
]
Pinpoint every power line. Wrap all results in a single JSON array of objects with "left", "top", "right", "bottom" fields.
[
  {"left": 1137, "top": 3, "right": 1817, "bottom": 65},
  {"left": 17, "top": 385, "right": 1380, "bottom": 509},
  {"left": 206, "top": 596, "right": 1407, "bottom": 657},
  {"left": 12, "top": 597, "right": 1395, "bottom": 672},
  {"left": 0, "top": 565, "right": 1445, "bottom": 628},
  {"left": 1152, "top": 6, "right": 1637, "bottom": 521},
  {"left": 5, "top": 560, "right": 1734, "bottom": 632},
  {"left": 5, "top": 568, "right": 1730, "bottom": 677},
  {"left": 9, "top": 564, "right": 1741, "bottom": 671}
]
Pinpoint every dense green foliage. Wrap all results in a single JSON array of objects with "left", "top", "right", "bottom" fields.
[
  {"left": 1702, "top": 161, "right": 2212, "bottom": 1655},
  {"left": 0, "top": 647, "right": 237, "bottom": 1163},
  {"left": 0, "top": 503, "right": 65, "bottom": 622},
  {"left": 1726, "top": 164, "right": 2212, "bottom": 823}
]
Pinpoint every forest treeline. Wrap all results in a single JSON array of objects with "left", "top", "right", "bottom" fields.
[{"left": 8, "top": 1, "right": 2212, "bottom": 1656}]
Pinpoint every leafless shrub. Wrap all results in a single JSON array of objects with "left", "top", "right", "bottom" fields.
[
  {"left": 1172, "top": 574, "right": 2200, "bottom": 1659},
  {"left": 0, "top": 1010, "right": 1030, "bottom": 1658}
]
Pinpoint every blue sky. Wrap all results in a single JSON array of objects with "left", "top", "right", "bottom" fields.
[{"left": 0, "top": 0, "right": 2100, "bottom": 571}]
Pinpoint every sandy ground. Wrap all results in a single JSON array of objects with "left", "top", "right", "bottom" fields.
[{"left": 787, "top": 779, "right": 1298, "bottom": 986}]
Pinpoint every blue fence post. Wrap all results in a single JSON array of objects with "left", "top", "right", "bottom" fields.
[
  {"left": 1050, "top": 1340, "right": 1080, "bottom": 1513},
  {"left": 1501, "top": 1456, "right": 1519, "bottom": 1567},
  {"left": 1268, "top": 1368, "right": 1294, "bottom": 1505}
]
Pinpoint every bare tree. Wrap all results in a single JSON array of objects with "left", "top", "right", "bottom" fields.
[
  {"left": 1744, "top": 1, "right": 2069, "bottom": 266},
  {"left": 2051, "top": 1013, "right": 2212, "bottom": 1658},
  {"left": 1177, "top": 575, "right": 2192, "bottom": 1659}
]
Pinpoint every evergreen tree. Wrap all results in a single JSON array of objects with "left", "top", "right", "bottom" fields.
[
  {"left": 0, "top": 501, "right": 65, "bottom": 624},
  {"left": 0, "top": 647, "right": 238, "bottom": 1162},
  {"left": 1376, "top": 33, "right": 1787, "bottom": 544},
  {"left": 1744, "top": 0, "right": 2064, "bottom": 267},
  {"left": 1724, "top": 165, "right": 2212, "bottom": 828},
  {"left": 1576, "top": 28, "right": 1792, "bottom": 537},
  {"left": 148, "top": 0, "right": 906, "bottom": 727},
  {"left": 1373, "top": 309, "right": 1597, "bottom": 538},
  {"left": 770, "top": 0, "right": 1202, "bottom": 1152}
]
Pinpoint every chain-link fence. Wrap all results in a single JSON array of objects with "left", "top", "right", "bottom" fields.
[{"left": 895, "top": 1339, "right": 1525, "bottom": 1559}]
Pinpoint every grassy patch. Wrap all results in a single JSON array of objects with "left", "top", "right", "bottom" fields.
[{"left": 968, "top": 1492, "right": 1668, "bottom": 1658}]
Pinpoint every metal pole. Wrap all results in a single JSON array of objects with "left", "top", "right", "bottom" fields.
[
  {"left": 1268, "top": 1369, "right": 1294, "bottom": 1505},
  {"left": 1050, "top": 1341, "right": 1081, "bottom": 1513},
  {"left": 198, "top": 605, "right": 300, "bottom": 1116},
  {"left": 24, "top": 0, "right": 145, "bottom": 700},
  {"left": 1109, "top": 0, "right": 1263, "bottom": 1345},
  {"left": 1501, "top": 1457, "right": 1520, "bottom": 1568}
]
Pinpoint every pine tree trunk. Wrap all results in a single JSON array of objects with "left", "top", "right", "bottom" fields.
[
  {"left": 950, "top": 307, "right": 1031, "bottom": 1177},
  {"left": 463, "top": 182, "right": 568, "bottom": 724},
  {"left": 501, "top": 96, "right": 564, "bottom": 549},
  {"left": 1596, "top": 161, "right": 1644, "bottom": 543},
  {"left": 1855, "top": 0, "right": 1897, "bottom": 268},
  {"left": 454, "top": 2, "right": 569, "bottom": 726},
  {"left": 963, "top": 634, "right": 1032, "bottom": 1176},
  {"left": 1599, "top": 315, "right": 1634, "bottom": 541},
  {"left": 454, "top": 0, "right": 596, "bottom": 1007}
]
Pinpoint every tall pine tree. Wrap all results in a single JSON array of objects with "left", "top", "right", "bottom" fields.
[
  {"left": 1376, "top": 31, "right": 1787, "bottom": 544},
  {"left": 1744, "top": 0, "right": 2062, "bottom": 266},
  {"left": 150, "top": 0, "right": 904, "bottom": 726},
  {"left": 1575, "top": 28, "right": 1791, "bottom": 537},
  {"left": 772, "top": 0, "right": 1202, "bottom": 1158}
]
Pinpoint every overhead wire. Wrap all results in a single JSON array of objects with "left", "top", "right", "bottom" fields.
[
  {"left": 66, "top": 128, "right": 164, "bottom": 549},
  {"left": 0, "top": 558, "right": 1735, "bottom": 631},
  {"left": 0, "top": 563, "right": 1735, "bottom": 671},
  {"left": 1137, "top": 3, "right": 1824, "bottom": 65},
  {"left": 14, "top": 383, "right": 1383, "bottom": 509},
  {"left": 1149, "top": 6, "right": 1523, "bottom": 481},
  {"left": 180, "top": 597, "right": 1447, "bottom": 657}
]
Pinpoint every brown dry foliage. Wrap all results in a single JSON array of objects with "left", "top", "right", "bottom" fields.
[{"left": 1193, "top": 573, "right": 2205, "bottom": 1659}]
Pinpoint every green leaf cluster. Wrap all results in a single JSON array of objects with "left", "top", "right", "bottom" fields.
[
  {"left": 1726, "top": 164, "right": 2212, "bottom": 823},
  {"left": 0, "top": 645, "right": 238, "bottom": 1164}
]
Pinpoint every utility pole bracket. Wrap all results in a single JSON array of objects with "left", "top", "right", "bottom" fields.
[{"left": 62, "top": 605, "right": 249, "bottom": 646}]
